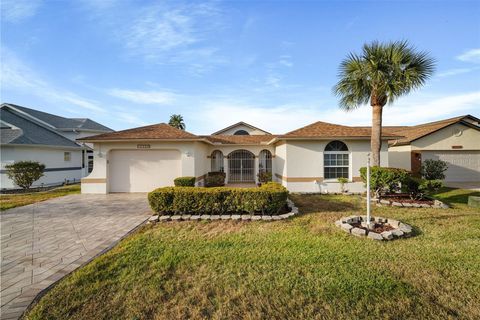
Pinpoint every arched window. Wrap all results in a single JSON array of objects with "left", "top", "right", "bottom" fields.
[
  {"left": 234, "top": 129, "right": 249, "bottom": 135},
  {"left": 211, "top": 150, "right": 224, "bottom": 172},
  {"left": 324, "top": 141, "right": 349, "bottom": 179},
  {"left": 259, "top": 150, "right": 272, "bottom": 173}
]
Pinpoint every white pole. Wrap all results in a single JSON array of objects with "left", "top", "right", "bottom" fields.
[{"left": 366, "top": 153, "right": 371, "bottom": 228}]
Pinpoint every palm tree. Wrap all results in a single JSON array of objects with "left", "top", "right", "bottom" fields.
[
  {"left": 333, "top": 40, "right": 435, "bottom": 166},
  {"left": 168, "top": 114, "right": 186, "bottom": 130}
]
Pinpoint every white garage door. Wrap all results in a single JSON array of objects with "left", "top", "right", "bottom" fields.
[
  {"left": 109, "top": 150, "right": 181, "bottom": 192},
  {"left": 422, "top": 151, "right": 480, "bottom": 182}
]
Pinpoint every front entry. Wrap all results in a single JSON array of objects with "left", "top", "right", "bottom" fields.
[{"left": 228, "top": 150, "right": 255, "bottom": 183}]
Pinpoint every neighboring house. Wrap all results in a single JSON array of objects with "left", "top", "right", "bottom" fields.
[
  {"left": 79, "top": 121, "right": 400, "bottom": 194},
  {"left": 0, "top": 103, "right": 113, "bottom": 189},
  {"left": 388, "top": 115, "right": 480, "bottom": 183}
]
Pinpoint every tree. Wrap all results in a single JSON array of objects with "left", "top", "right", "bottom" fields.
[
  {"left": 5, "top": 161, "right": 45, "bottom": 189},
  {"left": 168, "top": 114, "right": 186, "bottom": 130},
  {"left": 333, "top": 41, "right": 435, "bottom": 166}
]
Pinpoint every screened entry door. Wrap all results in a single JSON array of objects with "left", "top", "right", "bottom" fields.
[{"left": 228, "top": 150, "right": 255, "bottom": 182}]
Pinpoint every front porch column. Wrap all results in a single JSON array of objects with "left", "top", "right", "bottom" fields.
[
  {"left": 254, "top": 156, "right": 259, "bottom": 184},
  {"left": 223, "top": 156, "right": 229, "bottom": 184}
]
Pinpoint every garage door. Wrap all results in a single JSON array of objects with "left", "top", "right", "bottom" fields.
[
  {"left": 422, "top": 151, "right": 480, "bottom": 182},
  {"left": 109, "top": 150, "right": 181, "bottom": 192}
]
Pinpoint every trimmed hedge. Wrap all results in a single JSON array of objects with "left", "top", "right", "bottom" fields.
[
  {"left": 148, "top": 182, "right": 288, "bottom": 215},
  {"left": 174, "top": 177, "right": 196, "bottom": 187}
]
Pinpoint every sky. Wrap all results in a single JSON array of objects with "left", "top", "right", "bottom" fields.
[{"left": 1, "top": 0, "right": 479, "bottom": 134}]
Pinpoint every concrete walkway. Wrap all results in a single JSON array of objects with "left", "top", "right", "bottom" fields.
[
  {"left": 0, "top": 193, "right": 151, "bottom": 320},
  {"left": 445, "top": 182, "right": 480, "bottom": 191}
]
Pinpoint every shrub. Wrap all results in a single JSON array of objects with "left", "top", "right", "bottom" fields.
[
  {"left": 5, "top": 161, "right": 45, "bottom": 189},
  {"left": 421, "top": 179, "right": 443, "bottom": 192},
  {"left": 359, "top": 166, "right": 409, "bottom": 198},
  {"left": 257, "top": 171, "right": 272, "bottom": 184},
  {"left": 148, "top": 182, "right": 288, "bottom": 215},
  {"left": 205, "top": 172, "right": 225, "bottom": 187},
  {"left": 421, "top": 159, "right": 448, "bottom": 180},
  {"left": 337, "top": 177, "right": 349, "bottom": 193},
  {"left": 405, "top": 177, "right": 444, "bottom": 200},
  {"left": 174, "top": 176, "right": 196, "bottom": 187}
]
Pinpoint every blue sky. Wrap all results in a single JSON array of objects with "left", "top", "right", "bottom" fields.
[{"left": 1, "top": 0, "right": 479, "bottom": 134}]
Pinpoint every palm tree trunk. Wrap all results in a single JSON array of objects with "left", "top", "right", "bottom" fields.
[{"left": 371, "top": 105, "right": 383, "bottom": 166}]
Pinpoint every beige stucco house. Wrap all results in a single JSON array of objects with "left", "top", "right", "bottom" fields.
[
  {"left": 388, "top": 115, "right": 480, "bottom": 183},
  {"left": 79, "top": 121, "right": 400, "bottom": 194}
]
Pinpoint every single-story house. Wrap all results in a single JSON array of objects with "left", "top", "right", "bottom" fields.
[
  {"left": 388, "top": 115, "right": 480, "bottom": 183},
  {"left": 0, "top": 103, "right": 113, "bottom": 189},
  {"left": 79, "top": 121, "right": 401, "bottom": 194}
]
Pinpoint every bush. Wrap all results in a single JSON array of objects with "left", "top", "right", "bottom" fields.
[
  {"left": 205, "top": 172, "right": 225, "bottom": 187},
  {"left": 405, "top": 177, "right": 444, "bottom": 200},
  {"left": 257, "top": 171, "right": 272, "bottom": 184},
  {"left": 5, "top": 161, "right": 45, "bottom": 189},
  {"left": 148, "top": 182, "right": 288, "bottom": 215},
  {"left": 421, "top": 159, "right": 448, "bottom": 180},
  {"left": 174, "top": 176, "right": 196, "bottom": 187},
  {"left": 421, "top": 179, "right": 443, "bottom": 192},
  {"left": 359, "top": 166, "right": 409, "bottom": 198}
]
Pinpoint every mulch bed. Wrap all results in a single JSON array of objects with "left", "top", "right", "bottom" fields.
[
  {"left": 381, "top": 193, "right": 434, "bottom": 205},
  {"left": 351, "top": 222, "right": 395, "bottom": 234}
]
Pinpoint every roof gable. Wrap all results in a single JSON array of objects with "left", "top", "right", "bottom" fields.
[
  {"left": 80, "top": 123, "right": 198, "bottom": 141},
  {"left": 211, "top": 122, "right": 271, "bottom": 135},
  {"left": 388, "top": 115, "right": 480, "bottom": 145}
]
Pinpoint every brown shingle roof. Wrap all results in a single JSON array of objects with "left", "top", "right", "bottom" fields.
[
  {"left": 282, "top": 121, "right": 401, "bottom": 139},
  {"left": 388, "top": 115, "right": 477, "bottom": 145},
  {"left": 201, "top": 135, "right": 276, "bottom": 145},
  {"left": 78, "top": 123, "right": 198, "bottom": 141}
]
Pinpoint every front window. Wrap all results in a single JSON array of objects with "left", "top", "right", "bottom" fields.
[
  {"left": 64, "top": 152, "right": 71, "bottom": 161},
  {"left": 233, "top": 130, "right": 249, "bottom": 135},
  {"left": 211, "top": 150, "right": 224, "bottom": 172},
  {"left": 324, "top": 141, "right": 349, "bottom": 179}
]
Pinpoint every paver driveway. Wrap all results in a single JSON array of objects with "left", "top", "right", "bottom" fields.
[{"left": 0, "top": 193, "right": 151, "bottom": 320}]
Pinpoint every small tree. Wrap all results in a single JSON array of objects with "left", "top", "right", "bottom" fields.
[
  {"left": 5, "top": 161, "right": 45, "bottom": 190},
  {"left": 421, "top": 159, "right": 448, "bottom": 180},
  {"left": 337, "top": 177, "right": 349, "bottom": 193}
]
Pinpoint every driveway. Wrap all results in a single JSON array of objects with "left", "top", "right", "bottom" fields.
[
  {"left": 445, "top": 182, "right": 480, "bottom": 191},
  {"left": 0, "top": 193, "right": 151, "bottom": 320}
]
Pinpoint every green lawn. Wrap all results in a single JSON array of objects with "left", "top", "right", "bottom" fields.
[
  {"left": 0, "top": 184, "right": 80, "bottom": 211},
  {"left": 25, "top": 189, "right": 480, "bottom": 320}
]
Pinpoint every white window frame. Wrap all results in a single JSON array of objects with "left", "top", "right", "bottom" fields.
[
  {"left": 64, "top": 152, "right": 71, "bottom": 162},
  {"left": 323, "top": 151, "right": 351, "bottom": 182}
]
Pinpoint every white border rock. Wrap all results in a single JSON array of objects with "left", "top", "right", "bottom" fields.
[
  {"left": 148, "top": 199, "right": 299, "bottom": 223},
  {"left": 375, "top": 198, "right": 448, "bottom": 209},
  {"left": 335, "top": 215, "right": 413, "bottom": 241}
]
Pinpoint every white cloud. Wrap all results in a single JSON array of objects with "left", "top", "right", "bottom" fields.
[
  {"left": 436, "top": 68, "right": 475, "bottom": 78},
  {"left": 1, "top": 48, "right": 105, "bottom": 113},
  {"left": 457, "top": 48, "right": 480, "bottom": 64},
  {"left": 115, "top": 112, "right": 148, "bottom": 126},
  {"left": 121, "top": 2, "right": 223, "bottom": 64},
  {"left": 108, "top": 89, "right": 176, "bottom": 104},
  {"left": 1, "top": 0, "right": 42, "bottom": 23},
  {"left": 187, "top": 91, "right": 480, "bottom": 134}
]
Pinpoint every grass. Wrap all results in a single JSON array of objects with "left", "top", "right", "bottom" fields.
[
  {"left": 0, "top": 184, "right": 80, "bottom": 211},
  {"left": 25, "top": 189, "right": 480, "bottom": 320}
]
